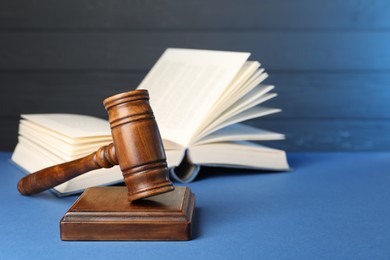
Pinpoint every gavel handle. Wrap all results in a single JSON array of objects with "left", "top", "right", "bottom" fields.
[{"left": 17, "top": 143, "right": 117, "bottom": 195}]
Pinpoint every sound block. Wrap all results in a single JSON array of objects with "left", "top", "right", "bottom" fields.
[{"left": 60, "top": 186, "right": 195, "bottom": 241}]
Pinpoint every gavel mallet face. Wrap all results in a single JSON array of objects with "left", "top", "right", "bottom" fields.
[{"left": 17, "top": 90, "right": 174, "bottom": 201}]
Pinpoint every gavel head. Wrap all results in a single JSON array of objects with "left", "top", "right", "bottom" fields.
[{"left": 103, "top": 90, "right": 174, "bottom": 201}]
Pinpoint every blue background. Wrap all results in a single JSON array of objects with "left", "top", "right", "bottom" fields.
[
  {"left": 2, "top": 151, "right": 390, "bottom": 259},
  {"left": 0, "top": 0, "right": 390, "bottom": 151}
]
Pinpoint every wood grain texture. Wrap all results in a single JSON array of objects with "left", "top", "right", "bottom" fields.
[
  {"left": 1, "top": 31, "right": 390, "bottom": 71},
  {"left": 0, "top": 0, "right": 389, "bottom": 152},
  {"left": 266, "top": 72, "right": 390, "bottom": 119},
  {"left": 60, "top": 186, "right": 194, "bottom": 241},
  {"left": 1, "top": 0, "right": 389, "bottom": 29},
  {"left": 248, "top": 120, "right": 390, "bottom": 151}
]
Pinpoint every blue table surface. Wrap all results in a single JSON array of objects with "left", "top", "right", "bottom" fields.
[{"left": 1, "top": 151, "right": 390, "bottom": 260}]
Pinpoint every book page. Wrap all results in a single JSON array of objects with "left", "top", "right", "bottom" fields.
[
  {"left": 21, "top": 114, "right": 111, "bottom": 139},
  {"left": 206, "top": 61, "right": 260, "bottom": 116},
  {"left": 19, "top": 123, "right": 111, "bottom": 160},
  {"left": 20, "top": 120, "right": 112, "bottom": 146},
  {"left": 137, "top": 48, "right": 250, "bottom": 147},
  {"left": 194, "top": 106, "right": 281, "bottom": 142},
  {"left": 195, "top": 123, "right": 285, "bottom": 145},
  {"left": 216, "top": 93, "right": 277, "bottom": 125},
  {"left": 204, "top": 69, "right": 268, "bottom": 123},
  {"left": 188, "top": 141, "right": 289, "bottom": 170},
  {"left": 194, "top": 68, "right": 268, "bottom": 139}
]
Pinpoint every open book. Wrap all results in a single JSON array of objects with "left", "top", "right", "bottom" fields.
[
  {"left": 137, "top": 48, "right": 289, "bottom": 182},
  {"left": 12, "top": 48, "right": 289, "bottom": 195}
]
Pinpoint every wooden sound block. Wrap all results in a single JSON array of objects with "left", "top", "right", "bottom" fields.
[{"left": 60, "top": 186, "right": 195, "bottom": 241}]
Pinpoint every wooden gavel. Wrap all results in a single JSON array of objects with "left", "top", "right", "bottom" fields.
[{"left": 17, "top": 90, "right": 174, "bottom": 201}]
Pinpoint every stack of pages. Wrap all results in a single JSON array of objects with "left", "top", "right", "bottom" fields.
[
  {"left": 12, "top": 48, "right": 290, "bottom": 196},
  {"left": 12, "top": 114, "right": 121, "bottom": 196}
]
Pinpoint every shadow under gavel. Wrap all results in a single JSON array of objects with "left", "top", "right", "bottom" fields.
[{"left": 17, "top": 90, "right": 174, "bottom": 202}]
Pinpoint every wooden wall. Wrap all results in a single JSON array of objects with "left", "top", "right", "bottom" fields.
[{"left": 1, "top": 0, "right": 389, "bottom": 151}]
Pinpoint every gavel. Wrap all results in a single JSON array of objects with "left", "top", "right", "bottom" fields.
[{"left": 17, "top": 90, "right": 174, "bottom": 201}]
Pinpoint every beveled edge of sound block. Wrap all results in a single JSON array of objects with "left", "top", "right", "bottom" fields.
[{"left": 60, "top": 186, "right": 195, "bottom": 241}]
